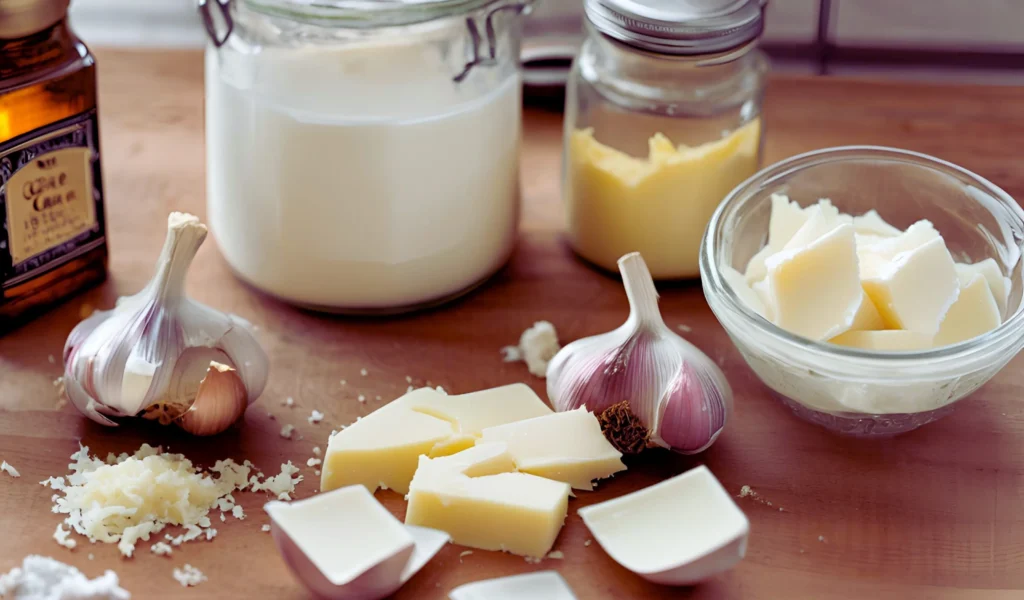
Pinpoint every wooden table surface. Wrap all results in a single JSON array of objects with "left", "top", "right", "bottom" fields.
[{"left": 2, "top": 49, "right": 1024, "bottom": 599}]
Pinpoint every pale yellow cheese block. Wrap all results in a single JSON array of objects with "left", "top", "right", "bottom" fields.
[
  {"left": 829, "top": 330, "right": 934, "bottom": 351},
  {"left": 852, "top": 209, "right": 902, "bottom": 237},
  {"left": 405, "top": 443, "right": 571, "bottom": 558},
  {"left": 955, "top": 258, "right": 1010, "bottom": 317},
  {"left": 766, "top": 224, "right": 862, "bottom": 341},
  {"left": 934, "top": 274, "right": 1002, "bottom": 347},
  {"left": 721, "top": 266, "right": 768, "bottom": 318},
  {"left": 745, "top": 194, "right": 810, "bottom": 283},
  {"left": 321, "top": 385, "right": 553, "bottom": 495},
  {"left": 861, "top": 236, "right": 959, "bottom": 335},
  {"left": 478, "top": 408, "right": 625, "bottom": 491},
  {"left": 848, "top": 290, "right": 886, "bottom": 331}
]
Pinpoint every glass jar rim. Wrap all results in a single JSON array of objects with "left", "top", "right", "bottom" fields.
[
  {"left": 700, "top": 145, "right": 1024, "bottom": 376},
  {"left": 241, "top": 0, "right": 509, "bottom": 27}
]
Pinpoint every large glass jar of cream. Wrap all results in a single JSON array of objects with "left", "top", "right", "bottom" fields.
[
  {"left": 201, "top": 0, "right": 530, "bottom": 313},
  {"left": 563, "top": 0, "right": 769, "bottom": 280}
]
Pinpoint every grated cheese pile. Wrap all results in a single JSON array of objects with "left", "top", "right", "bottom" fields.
[
  {"left": 0, "top": 555, "right": 129, "bottom": 599},
  {"left": 41, "top": 445, "right": 303, "bottom": 558}
]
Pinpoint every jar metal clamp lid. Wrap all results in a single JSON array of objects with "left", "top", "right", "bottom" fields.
[
  {"left": 197, "top": 0, "right": 535, "bottom": 82},
  {"left": 0, "top": 0, "right": 70, "bottom": 39},
  {"left": 584, "top": 0, "right": 766, "bottom": 55}
]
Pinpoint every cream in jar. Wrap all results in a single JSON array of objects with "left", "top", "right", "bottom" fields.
[{"left": 204, "top": 2, "right": 525, "bottom": 312}]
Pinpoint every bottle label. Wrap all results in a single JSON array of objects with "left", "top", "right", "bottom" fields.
[{"left": 0, "top": 109, "right": 105, "bottom": 288}]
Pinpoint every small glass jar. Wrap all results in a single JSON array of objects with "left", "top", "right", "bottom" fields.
[
  {"left": 563, "top": 0, "right": 769, "bottom": 280},
  {"left": 201, "top": 0, "right": 531, "bottom": 313},
  {"left": 0, "top": 0, "right": 108, "bottom": 332}
]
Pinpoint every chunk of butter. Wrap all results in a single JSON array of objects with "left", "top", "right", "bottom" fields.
[
  {"left": 861, "top": 235, "right": 959, "bottom": 334},
  {"left": 956, "top": 258, "right": 1010, "bottom": 317},
  {"left": 765, "top": 224, "right": 862, "bottom": 340},
  {"left": 934, "top": 274, "right": 1002, "bottom": 347},
  {"left": 478, "top": 408, "right": 625, "bottom": 490},
  {"left": 322, "top": 385, "right": 552, "bottom": 495},
  {"left": 829, "top": 330, "right": 934, "bottom": 351},
  {"left": 405, "top": 443, "right": 571, "bottom": 558}
]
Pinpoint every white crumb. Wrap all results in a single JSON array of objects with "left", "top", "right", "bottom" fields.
[
  {"left": 818, "top": 536, "right": 826, "bottom": 543},
  {"left": 172, "top": 564, "right": 206, "bottom": 587},
  {"left": 282, "top": 397, "right": 294, "bottom": 407},
  {"left": 357, "top": 395, "right": 366, "bottom": 403},
  {"left": 405, "top": 376, "right": 412, "bottom": 383},
  {"left": 340, "top": 379, "right": 347, "bottom": 386},
  {"left": 280, "top": 424, "right": 295, "bottom": 439},
  {"left": 360, "top": 369, "right": 368, "bottom": 376},
  {"left": 677, "top": 324, "right": 693, "bottom": 333},
  {"left": 547, "top": 551, "right": 564, "bottom": 560},
  {"left": 314, "top": 470, "right": 320, "bottom": 476},
  {"left": 306, "top": 458, "right": 321, "bottom": 468},
  {"left": 1, "top": 460, "right": 20, "bottom": 478},
  {"left": 151, "top": 542, "right": 173, "bottom": 557},
  {"left": 308, "top": 410, "right": 324, "bottom": 425},
  {"left": 584, "top": 539, "right": 592, "bottom": 547},
  {"left": 48, "top": 354, "right": 56, "bottom": 364},
  {"left": 231, "top": 506, "right": 245, "bottom": 520},
  {"left": 500, "top": 345, "right": 522, "bottom": 362},
  {"left": 459, "top": 550, "right": 473, "bottom": 562},
  {"left": 312, "top": 447, "right": 322, "bottom": 457},
  {"left": 375, "top": 395, "right": 381, "bottom": 401},
  {"left": 506, "top": 321, "right": 560, "bottom": 378},
  {"left": 261, "top": 525, "right": 271, "bottom": 533}
]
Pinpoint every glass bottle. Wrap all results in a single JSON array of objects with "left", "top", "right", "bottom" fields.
[
  {"left": 0, "top": 0, "right": 107, "bottom": 332},
  {"left": 563, "top": 0, "right": 769, "bottom": 280}
]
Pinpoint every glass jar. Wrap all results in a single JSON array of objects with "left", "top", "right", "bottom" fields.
[
  {"left": 563, "top": 0, "right": 769, "bottom": 280},
  {"left": 0, "top": 0, "right": 107, "bottom": 332},
  {"left": 200, "top": 0, "right": 531, "bottom": 313}
]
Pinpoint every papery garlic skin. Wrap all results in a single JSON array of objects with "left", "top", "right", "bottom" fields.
[
  {"left": 547, "top": 253, "right": 732, "bottom": 455},
  {"left": 63, "top": 213, "right": 268, "bottom": 431}
]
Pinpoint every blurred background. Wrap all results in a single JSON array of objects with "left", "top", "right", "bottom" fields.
[{"left": 70, "top": 0, "right": 1024, "bottom": 85}]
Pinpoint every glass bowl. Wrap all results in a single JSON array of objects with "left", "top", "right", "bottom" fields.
[{"left": 700, "top": 146, "right": 1024, "bottom": 436}]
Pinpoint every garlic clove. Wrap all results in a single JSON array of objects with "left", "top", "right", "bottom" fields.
[
  {"left": 652, "top": 361, "right": 729, "bottom": 454},
  {"left": 177, "top": 362, "right": 249, "bottom": 436},
  {"left": 218, "top": 314, "right": 269, "bottom": 403},
  {"left": 63, "top": 366, "right": 118, "bottom": 427}
]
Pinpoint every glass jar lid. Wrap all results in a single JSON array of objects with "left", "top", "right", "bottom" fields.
[
  {"left": 243, "top": 0, "right": 508, "bottom": 27},
  {"left": 584, "top": 0, "right": 764, "bottom": 55}
]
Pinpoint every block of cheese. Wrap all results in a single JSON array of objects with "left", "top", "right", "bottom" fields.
[
  {"left": 405, "top": 443, "right": 571, "bottom": 558},
  {"left": 861, "top": 235, "right": 959, "bottom": 335},
  {"left": 956, "top": 258, "right": 1010, "bottom": 317},
  {"left": 934, "top": 274, "right": 1002, "bottom": 347},
  {"left": 780, "top": 200, "right": 848, "bottom": 252},
  {"left": 721, "top": 266, "right": 767, "bottom": 318},
  {"left": 745, "top": 194, "right": 810, "bottom": 282},
  {"left": 751, "top": 278, "right": 774, "bottom": 321},
  {"left": 829, "top": 330, "right": 934, "bottom": 351},
  {"left": 391, "top": 384, "right": 553, "bottom": 457},
  {"left": 852, "top": 209, "right": 901, "bottom": 237},
  {"left": 848, "top": 291, "right": 885, "bottom": 331},
  {"left": 478, "top": 408, "right": 625, "bottom": 490},
  {"left": 765, "top": 224, "right": 862, "bottom": 340},
  {"left": 322, "top": 385, "right": 553, "bottom": 495}
]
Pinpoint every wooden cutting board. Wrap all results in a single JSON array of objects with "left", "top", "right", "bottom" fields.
[{"left": 1, "top": 49, "right": 1023, "bottom": 599}]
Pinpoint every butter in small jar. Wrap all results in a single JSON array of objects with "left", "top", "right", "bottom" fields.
[
  {"left": 562, "top": 0, "right": 769, "bottom": 280},
  {"left": 0, "top": 0, "right": 107, "bottom": 332}
]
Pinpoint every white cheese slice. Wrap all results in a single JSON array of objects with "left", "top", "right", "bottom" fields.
[
  {"left": 322, "top": 385, "right": 552, "bottom": 495},
  {"left": 405, "top": 443, "right": 571, "bottom": 558},
  {"left": 829, "top": 330, "right": 934, "bottom": 351},
  {"left": 861, "top": 235, "right": 959, "bottom": 335},
  {"left": 848, "top": 290, "right": 885, "bottom": 331},
  {"left": 721, "top": 266, "right": 767, "bottom": 318},
  {"left": 766, "top": 224, "right": 862, "bottom": 340},
  {"left": 744, "top": 193, "right": 809, "bottom": 282},
  {"left": 578, "top": 465, "right": 748, "bottom": 586},
  {"left": 955, "top": 258, "right": 1011, "bottom": 317},
  {"left": 934, "top": 273, "right": 1002, "bottom": 347},
  {"left": 478, "top": 408, "right": 625, "bottom": 490},
  {"left": 780, "top": 200, "right": 848, "bottom": 252},
  {"left": 852, "top": 209, "right": 902, "bottom": 237}
]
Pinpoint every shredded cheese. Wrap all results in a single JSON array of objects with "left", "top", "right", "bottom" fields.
[
  {"left": 172, "top": 564, "right": 206, "bottom": 587},
  {"left": 42, "top": 445, "right": 302, "bottom": 558},
  {"left": 1, "top": 460, "right": 20, "bottom": 478}
]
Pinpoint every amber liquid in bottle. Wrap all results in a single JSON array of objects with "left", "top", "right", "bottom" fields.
[{"left": 0, "top": 22, "right": 108, "bottom": 332}]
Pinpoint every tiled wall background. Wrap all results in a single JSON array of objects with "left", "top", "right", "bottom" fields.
[{"left": 70, "top": 0, "right": 1024, "bottom": 84}]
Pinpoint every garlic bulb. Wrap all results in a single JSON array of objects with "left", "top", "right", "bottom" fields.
[
  {"left": 546, "top": 253, "right": 732, "bottom": 455},
  {"left": 63, "top": 213, "right": 269, "bottom": 435}
]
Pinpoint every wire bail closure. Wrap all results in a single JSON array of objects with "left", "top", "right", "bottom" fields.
[
  {"left": 453, "top": 1, "right": 532, "bottom": 83},
  {"left": 199, "top": 0, "right": 234, "bottom": 48}
]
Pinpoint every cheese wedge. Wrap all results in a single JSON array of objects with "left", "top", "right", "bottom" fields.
[
  {"left": 766, "top": 224, "right": 862, "bottom": 340},
  {"left": 321, "top": 385, "right": 553, "bottom": 495},
  {"left": 405, "top": 443, "right": 571, "bottom": 558},
  {"left": 852, "top": 210, "right": 901, "bottom": 237},
  {"left": 848, "top": 291, "right": 885, "bottom": 331},
  {"left": 934, "top": 273, "right": 1002, "bottom": 347},
  {"left": 955, "top": 258, "right": 1010, "bottom": 317},
  {"left": 478, "top": 409, "right": 625, "bottom": 490}
]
